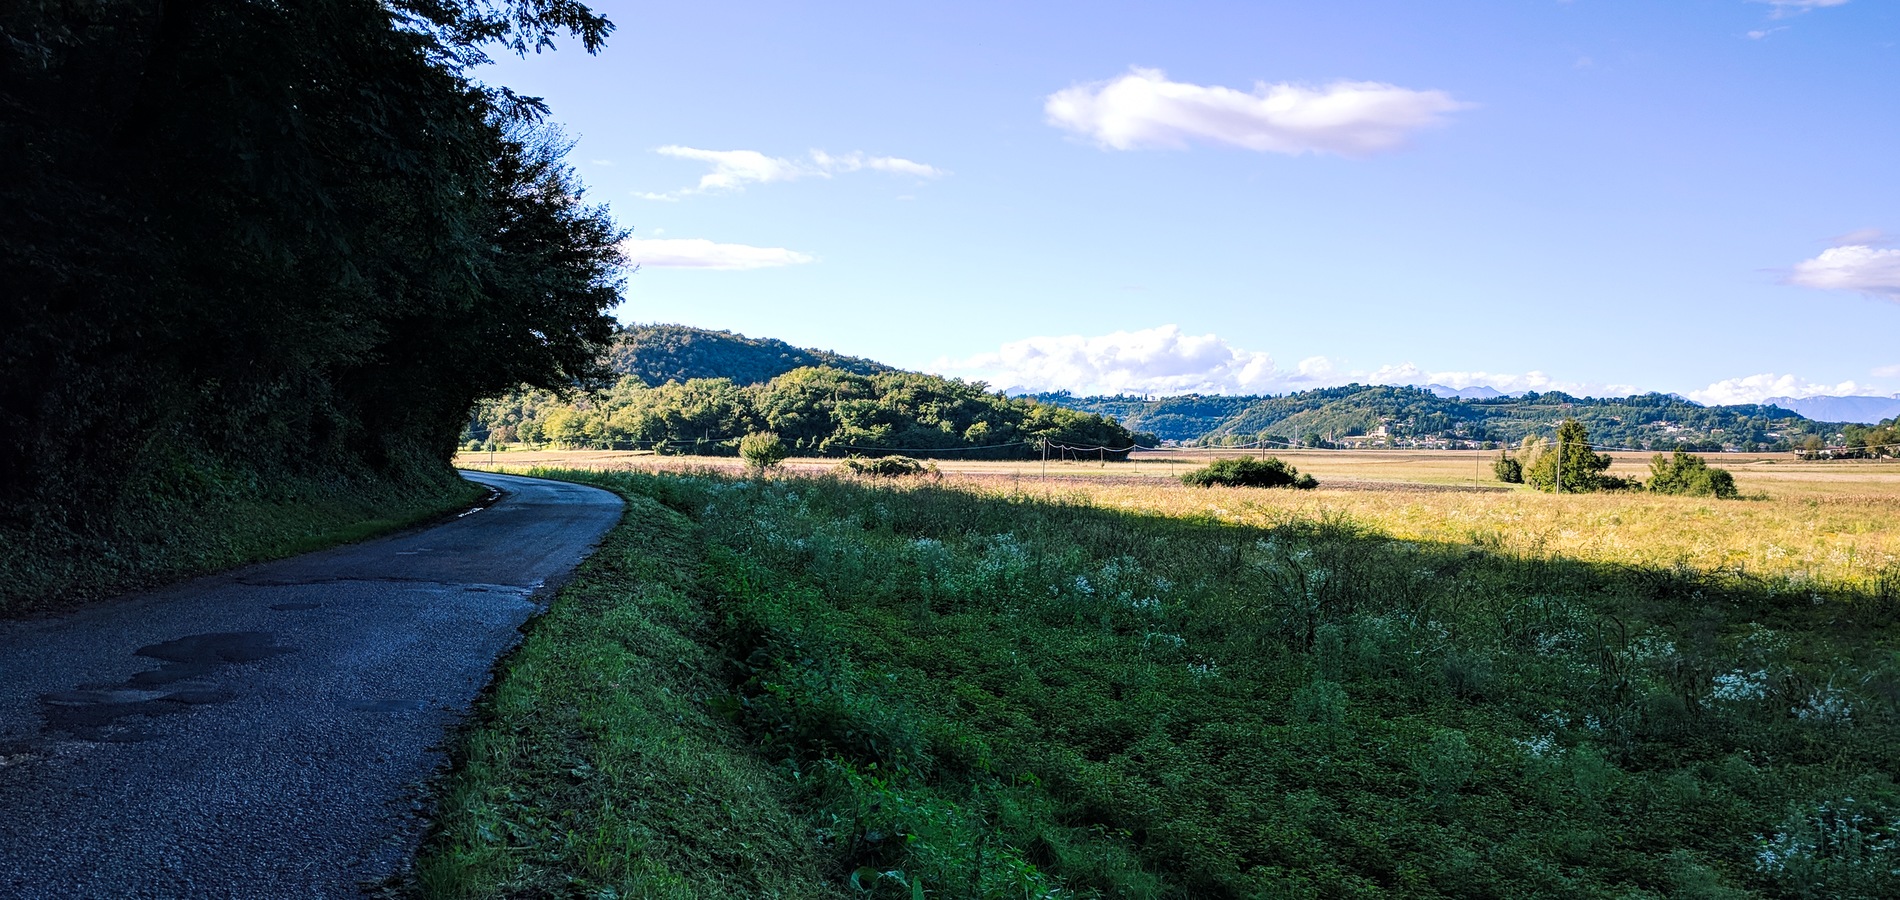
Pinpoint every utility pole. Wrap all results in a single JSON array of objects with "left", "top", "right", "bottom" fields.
[
  {"left": 1040, "top": 438, "right": 1048, "bottom": 480},
  {"left": 1556, "top": 430, "right": 1563, "bottom": 495}
]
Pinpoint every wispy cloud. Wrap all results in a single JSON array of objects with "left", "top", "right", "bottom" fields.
[
  {"left": 1873, "top": 364, "right": 1900, "bottom": 378},
  {"left": 1687, "top": 373, "right": 1867, "bottom": 405},
  {"left": 937, "top": 325, "right": 1628, "bottom": 397},
  {"left": 1044, "top": 67, "right": 1468, "bottom": 157},
  {"left": 1754, "top": 0, "right": 1849, "bottom": 20},
  {"left": 1787, "top": 240, "right": 1900, "bottom": 302},
  {"left": 638, "top": 147, "right": 946, "bottom": 200},
  {"left": 620, "top": 237, "right": 813, "bottom": 270}
]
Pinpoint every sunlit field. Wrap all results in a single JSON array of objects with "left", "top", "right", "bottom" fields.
[{"left": 457, "top": 448, "right": 1900, "bottom": 592}]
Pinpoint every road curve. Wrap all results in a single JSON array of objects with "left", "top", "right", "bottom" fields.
[{"left": 0, "top": 471, "right": 622, "bottom": 899}]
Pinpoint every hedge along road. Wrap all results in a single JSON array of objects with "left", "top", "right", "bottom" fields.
[{"left": 0, "top": 471, "right": 622, "bottom": 899}]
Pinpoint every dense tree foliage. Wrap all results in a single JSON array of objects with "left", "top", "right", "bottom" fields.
[
  {"left": 1521, "top": 420, "right": 1619, "bottom": 493},
  {"left": 1049, "top": 385, "right": 1840, "bottom": 451},
  {"left": 1, "top": 1, "right": 623, "bottom": 543},
  {"left": 1838, "top": 418, "right": 1900, "bottom": 459},
  {"left": 1648, "top": 450, "right": 1741, "bottom": 499},
  {"left": 1492, "top": 449, "right": 1524, "bottom": 484},
  {"left": 470, "top": 367, "right": 1143, "bottom": 459},
  {"left": 1180, "top": 456, "right": 1318, "bottom": 489}
]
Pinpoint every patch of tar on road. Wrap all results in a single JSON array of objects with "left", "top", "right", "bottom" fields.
[
  {"left": 37, "top": 632, "right": 293, "bottom": 742},
  {"left": 340, "top": 699, "right": 429, "bottom": 713}
]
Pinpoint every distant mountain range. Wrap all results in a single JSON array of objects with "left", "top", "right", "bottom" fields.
[
  {"left": 606, "top": 325, "right": 1882, "bottom": 450},
  {"left": 1422, "top": 384, "right": 1509, "bottom": 401},
  {"left": 1762, "top": 395, "right": 1900, "bottom": 425}
]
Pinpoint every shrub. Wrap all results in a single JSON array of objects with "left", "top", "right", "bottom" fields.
[
  {"left": 837, "top": 455, "right": 936, "bottom": 478},
  {"left": 1180, "top": 456, "right": 1318, "bottom": 489},
  {"left": 1647, "top": 450, "right": 1739, "bottom": 499},
  {"left": 1493, "top": 450, "right": 1523, "bottom": 484},
  {"left": 739, "top": 431, "right": 791, "bottom": 471}
]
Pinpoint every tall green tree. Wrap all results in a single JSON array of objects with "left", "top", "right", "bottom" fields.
[{"left": 1523, "top": 419, "right": 1614, "bottom": 493}]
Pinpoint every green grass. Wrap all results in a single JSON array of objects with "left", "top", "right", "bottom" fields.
[
  {"left": 412, "top": 477, "right": 845, "bottom": 899},
  {"left": 0, "top": 463, "right": 484, "bottom": 616},
  {"left": 423, "top": 467, "right": 1900, "bottom": 899}
]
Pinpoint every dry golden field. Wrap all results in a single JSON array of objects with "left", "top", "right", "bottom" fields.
[{"left": 456, "top": 447, "right": 1900, "bottom": 590}]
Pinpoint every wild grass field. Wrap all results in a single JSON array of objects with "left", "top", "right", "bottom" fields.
[{"left": 421, "top": 458, "right": 1900, "bottom": 898}]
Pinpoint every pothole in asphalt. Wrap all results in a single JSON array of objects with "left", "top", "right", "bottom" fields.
[{"left": 37, "top": 631, "right": 294, "bottom": 741}]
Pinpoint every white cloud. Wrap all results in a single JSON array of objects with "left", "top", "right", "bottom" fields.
[
  {"left": 1361, "top": 364, "right": 1635, "bottom": 397},
  {"left": 1686, "top": 373, "right": 1867, "bottom": 405},
  {"left": 1044, "top": 67, "right": 1467, "bottom": 156},
  {"left": 1874, "top": 364, "right": 1900, "bottom": 378},
  {"left": 1746, "top": 27, "right": 1788, "bottom": 39},
  {"left": 620, "top": 237, "right": 813, "bottom": 270},
  {"left": 639, "top": 146, "right": 945, "bottom": 199},
  {"left": 1787, "top": 244, "right": 1900, "bottom": 302},
  {"left": 1755, "top": 0, "right": 1849, "bottom": 19},
  {"left": 938, "top": 325, "right": 1628, "bottom": 397},
  {"left": 809, "top": 150, "right": 946, "bottom": 178},
  {"left": 940, "top": 326, "right": 1285, "bottom": 395}
]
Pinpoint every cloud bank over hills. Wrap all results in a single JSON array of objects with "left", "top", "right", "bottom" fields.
[{"left": 938, "top": 325, "right": 1898, "bottom": 420}]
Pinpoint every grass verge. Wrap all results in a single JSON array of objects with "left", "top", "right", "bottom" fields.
[
  {"left": 412, "top": 471, "right": 844, "bottom": 898},
  {"left": 0, "top": 464, "right": 485, "bottom": 617}
]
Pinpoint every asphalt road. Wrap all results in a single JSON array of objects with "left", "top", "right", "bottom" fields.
[{"left": 0, "top": 471, "right": 623, "bottom": 899}]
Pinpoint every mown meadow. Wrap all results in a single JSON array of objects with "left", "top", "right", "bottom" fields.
[{"left": 417, "top": 466, "right": 1900, "bottom": 899}]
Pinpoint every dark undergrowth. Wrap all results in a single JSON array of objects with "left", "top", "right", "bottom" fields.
[
  {"left": 417, "top": 467, "right": 1900, "bottom": 899},
  {"left": 0, "top": 461, "right": 483, "bottom": 617}
]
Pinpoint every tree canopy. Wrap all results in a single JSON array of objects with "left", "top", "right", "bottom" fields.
[
  {"left": 1046, "top": 385, "right": 1840, "bottom": 451},
  {"left": 2, "top": 0, "right": 623, "bottom": 532},
  {"left": 468, "top": 367, "right": 1145, "bottom": 459}
]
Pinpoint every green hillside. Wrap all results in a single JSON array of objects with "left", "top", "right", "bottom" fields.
[
  {"left": 606, "top": 324, "right": 893, "bottom": 386},
  {"left": 1038, "top": 385, "right": 1843, "bottom": 452}
]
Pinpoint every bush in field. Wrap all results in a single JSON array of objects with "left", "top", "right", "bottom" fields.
[
  {"left": 1647, "top": 449, "right": 1739, "bottom": 499},
  {"left": 1492, "top": 449, "right": 1523, "bottom": 483},
  {"left": 739, "top": 432, "right": 791, "bottom": 472},
  {"left": 837, "top": 455, "right": 935, "bottom": 478},
  {"left": 1180, "top": 456, "right": 1318, "bottom": 489}
]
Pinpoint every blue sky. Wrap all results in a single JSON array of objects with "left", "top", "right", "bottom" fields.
[{"left": 478, "top": 0, "right": 1900, "bottom": 402}]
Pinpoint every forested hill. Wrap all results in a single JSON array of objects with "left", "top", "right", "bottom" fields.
[
  {"left": 606, "top": 324, "right": 893, "bottom": 385},
  {"left": 1037, "top": 385, "right": 1851, "bottom": 451}
]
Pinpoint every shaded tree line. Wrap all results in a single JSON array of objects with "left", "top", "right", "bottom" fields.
[
  {"left": 468, "top": 367, "right": 1148, "bottom": 459},
  {"left": 2, "top": 2, "right": 623, "bottom": 535}
]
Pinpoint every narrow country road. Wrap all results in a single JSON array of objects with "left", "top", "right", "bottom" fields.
[{"left": 0, "top": 471, "right": 622, "bottom": 899}]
